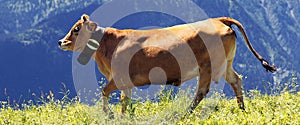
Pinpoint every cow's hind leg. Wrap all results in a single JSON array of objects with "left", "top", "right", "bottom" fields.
[
  {"left": 120, "top": 89, "right": 132, "bottom": 115},
  {"left": 187, "top": 68, "right": 212, "bottom": 114},
  {"left": 102, "top": 80, "right": 118, "bottom": 118},
  {"left": 225, "top": 64, "right": 245, "bottom": 110}
]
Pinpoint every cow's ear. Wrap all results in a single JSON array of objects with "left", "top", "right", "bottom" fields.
[
  {"left": 81, "top": 14, "right": 89, "bottom": 22},
  {"left": 88, "top": 22, "right": 98, "bottom": 31}
]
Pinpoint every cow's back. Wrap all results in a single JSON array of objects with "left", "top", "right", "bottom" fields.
[{"left": 100, "top": 18, "right": 237, "bottom": 86}]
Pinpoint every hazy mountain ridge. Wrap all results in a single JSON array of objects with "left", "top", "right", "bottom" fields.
[
  {"left": 0, "top": 0, "right": 105, "bottom": 40},
  {"left": 228, "top": 0, "right": 299, "bottom": 86}
]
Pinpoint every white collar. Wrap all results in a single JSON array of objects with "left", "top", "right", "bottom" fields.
[{"left": 90, "top": 26, "right": 106, "bottom": 42}]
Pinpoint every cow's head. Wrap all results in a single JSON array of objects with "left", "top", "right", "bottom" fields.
[{"left": 58, "top": 14, "right": 97, "bottom": 51}]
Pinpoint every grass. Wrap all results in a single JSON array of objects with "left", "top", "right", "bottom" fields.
[{"left": 0, "top": 88, "right": 299, "bottom": 125}]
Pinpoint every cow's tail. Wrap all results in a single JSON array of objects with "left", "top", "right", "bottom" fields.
[{"left": 217, "top": 17, "right": 276, "bottom": 73}]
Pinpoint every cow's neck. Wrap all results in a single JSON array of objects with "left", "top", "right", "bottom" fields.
[{"left": 96, "top": 27, "right": 125, "bottom": 61}]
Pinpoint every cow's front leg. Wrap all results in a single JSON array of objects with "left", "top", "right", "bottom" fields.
[
  {"left": 102, "top": 79, "right": 118, "bottom": 119},
  {"left": 120, "top": 89, "right": 132, "bottom": 115}
]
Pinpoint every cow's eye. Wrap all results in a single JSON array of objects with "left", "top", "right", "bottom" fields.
[{"left": 74, "top": 26, "right": 80, "bottom": 32}]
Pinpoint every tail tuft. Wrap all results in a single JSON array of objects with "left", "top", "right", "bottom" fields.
[{"left": 261, "top": 59, "right": 277, "bottom": 73}]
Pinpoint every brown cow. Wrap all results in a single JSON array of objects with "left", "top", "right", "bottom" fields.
[{"left": 58, "top": 14, "right": 276, "bottom": 117}]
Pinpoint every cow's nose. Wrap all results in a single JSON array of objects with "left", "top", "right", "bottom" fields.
[{"left": 58, "top": 40, "right": 63, "bottom": 46}]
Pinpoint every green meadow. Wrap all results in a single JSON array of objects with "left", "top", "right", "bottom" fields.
[{"left": 1, "top": 87, "right": 299, "bottom": 125}]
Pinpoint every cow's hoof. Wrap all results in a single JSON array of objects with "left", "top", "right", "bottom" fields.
[
  {"left": 239, "top": 103, "right": 245, "bottom": 111},
  {"left": 108, "top": 112, "right": 114, "bottom": 119}
]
